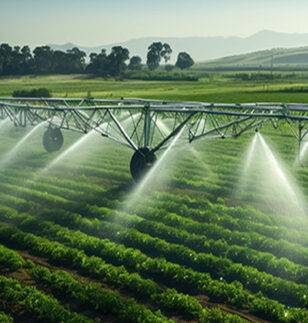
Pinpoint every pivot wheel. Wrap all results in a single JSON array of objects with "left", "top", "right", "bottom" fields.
[
  {"left": 43, "top": 127, "right": 63, "bottom": 153},
  {"left": 130, "top": 147, "right": 156, "bottom": 181}
]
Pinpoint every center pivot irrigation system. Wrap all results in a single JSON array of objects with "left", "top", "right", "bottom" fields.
[{"left": 1, "top": 97, "right": 308, "bottom": 180}]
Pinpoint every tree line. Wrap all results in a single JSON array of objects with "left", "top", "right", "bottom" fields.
[{"left": 0, "top": 42, "right": 194, "bottom": 77}]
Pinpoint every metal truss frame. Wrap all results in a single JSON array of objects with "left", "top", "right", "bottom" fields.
[{"left": 1, "top": 97, "right": 308, "bottom": 160}]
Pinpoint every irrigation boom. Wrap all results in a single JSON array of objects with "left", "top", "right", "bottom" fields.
[{"left": 1, "top": 97, "right": 308, "bottom": 180}]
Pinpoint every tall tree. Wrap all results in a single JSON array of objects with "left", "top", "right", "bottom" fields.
[
  {"left": 175, "top": 52, "right": 194, "bottom": 70},
  {"left": 161, "top": 43, "right": 172, "bottom": 64},
  {"left": 0, "top": 43, "right": 33, "bottom": 75},
  {"left": 21, "top": 45, "right": 32, "bottom": 62},
  {"left": 146, "top": 42, "right": 172, "bottom": 70},
  {"left": 86, "top": 47, "right": 129, "bottom": 77},
  {"left": 106, "top": 46, "right": 129, "bottom": 76},
  {"left": 53, "top": 50, "right": 67, "bottom": 73},
  {"left": 86, "top": 49, "right": 107, "bottom": 75},
  {"left": 0, "top": 44, "right": 13, "bottom": 74},
  {"left": 33, "top": 46, "right": 54, "bottom": 74},
  {"left": 11, "top": 46, "right": 23, "bottom": 74},
  {"left": 66, "top": 47, "right": 86, "bottom": 73},
  {"left": 86, "top": 49, "right": 108, "bottom": 75},
  {"left": 128, "top": 56, "right": 142, "bottom": 70},
  {"left": 20, "top": 46, "right": 32, "bottom": 73},
  {"left": 146, "top": 42, "right": 163, "bottom": 70}
]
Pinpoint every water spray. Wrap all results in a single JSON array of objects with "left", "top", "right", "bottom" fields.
[
  {"left": 243, "top": 133, "right": 258, "bottom": 176},
  {"left": 299, "top": 140, "right": 308, "bottom": 165},
  {"left": 257, "top": 133, "right": 306, "bottom": 216},
  {"left": 123, "top": 126, "right": 186, "bottom": 212},
  {"left": 0, "top": 122, "right": 46, "bottom": 169},
  {"left": 39, "top": 129, "right": 97, "bottom": 175}
]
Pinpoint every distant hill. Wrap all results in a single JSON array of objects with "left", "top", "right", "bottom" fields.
[
  {"left": 195, "top": 46, "right": 308, "bottom": 69},
  {"left": 48, "top": 30, "right": 308, "bottom": 63}
]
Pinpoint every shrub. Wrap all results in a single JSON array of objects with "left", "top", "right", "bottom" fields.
[{"left": 12, "top": 87, "right": 51, "bottom": 98}]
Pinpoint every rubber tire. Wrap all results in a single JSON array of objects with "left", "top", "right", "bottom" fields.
[
  {"left": 130, "top": 147, "right": 156, "bottom": 181},
  {"left": 43, "top": 128, "right": 63, "bottom": 153}
]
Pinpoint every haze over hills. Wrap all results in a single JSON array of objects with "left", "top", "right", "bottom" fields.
[
  {"left": 196, "top": 46, "right": 308, "bottom": 69},
  {"left": 48, "top": 30, "right": 308, "bottom": 63}
]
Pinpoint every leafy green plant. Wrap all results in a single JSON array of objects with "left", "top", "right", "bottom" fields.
[{"left": 12, "top": 87, "right": 51, "bottom": 97}]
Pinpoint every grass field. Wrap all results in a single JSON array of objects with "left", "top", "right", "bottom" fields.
[
  {"left": 2, "top": 73, "right": 308, "bottom": 103},
  {"left": 0, "top": 74, "right": 308, "bottom": 322}
]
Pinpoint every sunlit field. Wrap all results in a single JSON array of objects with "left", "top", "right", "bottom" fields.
[
  {"left": 2, "top": 72, "right": 308, "bottom": 102},
  {"left": 1, "top": 74, "right": 308, "bottom": 322}
]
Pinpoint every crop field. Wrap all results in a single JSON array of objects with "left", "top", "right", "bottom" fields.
[
  {"left": 0, "top": 74, "right": 308, "bottom": 322},
  {"left": 3, "top": 72, "right": 308, "bottom": 102}
]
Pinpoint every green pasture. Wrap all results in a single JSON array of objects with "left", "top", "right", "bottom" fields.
[{"left": 1, "top": 73, "right": 308, "bottom": 103}]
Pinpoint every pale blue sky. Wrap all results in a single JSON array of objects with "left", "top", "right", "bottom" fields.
[{"left": 1, "top": 0, "right": 308, "bottom": 46}]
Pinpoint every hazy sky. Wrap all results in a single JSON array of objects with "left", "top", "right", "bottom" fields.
[{"left": 1, "top": 0, "right": 308, "bottom": 47}]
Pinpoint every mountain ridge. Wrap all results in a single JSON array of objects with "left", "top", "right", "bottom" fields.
[{"left": 48, "top": 30, "right": 308, "bottom": 63}]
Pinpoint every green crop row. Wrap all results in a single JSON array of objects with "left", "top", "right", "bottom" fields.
[
  {"left": 20, "top": 158, "right": 131, "bottom": 182},
  {"left": 0, "top": 192, "right": 36, "bottom": 213},
  {"left": 3, "top": 168, "right": 308, "bottom": 273},
  {"left": 0, "top": 223, "right": 243, "bottom": 322},
  {"left": 0, "top": 241, "right": 172, "bottom": 323},
  {"left": 1, "top": 122, "right": 308, "bottom": 322},
  {"left": 5, "top": 159, "right": 308, "bottom": 249},
  {"left": 132, "top": 202, "right": 308, "bottom": 267},
  {"left": 9, "top": 210, "right": 308, "bottom": 322},
  {"left": 0, "top": 172, "right": 116, "bottom": 210},
  {"left": 65, "top": 196, "right": 308, "bottom": 288},
  {"left": 30, "top": 264, "right": 243, "bottom": 323},
  {"left": 2, "top": 138, "right": 306, "bottom": 237},
  {"left": 146, "top": 192, "right": 308, "bottom": 244},
  {"left": 3, "top": 161, "right": 308, "bottom": 258},
  {"left": 39, "top": 208, "right": 308, "bottom": 309},
  {"left": 0, "top": 181, "right": 75, "bottom": 209},
  {"left": 1, "top": 170, "right": 308, "bottom": 275},
  {"left": 28, "top": 265, "right": 171, "bottom": 323},
  {"left": 0, "top": 274, "right": 93, "bottom": 322},
  {"left": 3, "top": 167, "right": 106, "bottom": 195},
  {"left": 1, "top": 177, "right": 308, "bottom": 308},
  {"left": 1, "top": 174, "right": 308, "bottom": 305},
  {"left": 0, "top": 241, "right": 26, "bottom": 270},
  {"left": 111, "top": 208, "right": 308, "bottom": 284}
]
